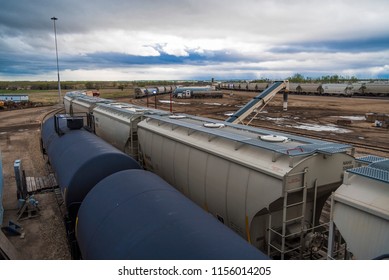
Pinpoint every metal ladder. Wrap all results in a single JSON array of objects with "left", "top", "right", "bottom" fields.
[
  {"left": 125, "top": 122, "right": 139, "bottom": 161},
  {"left": 268, "top": 168, "right": 308, "bottom": 259}
]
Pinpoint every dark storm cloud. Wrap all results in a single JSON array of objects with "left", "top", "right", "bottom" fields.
[
  {"left": 270, "top": 35, "right": 389, "bottom": 54},
  {"left": 60, "top": 49, "right": 251, "bottom": 69},
  {"left": 1, "top": 0, "right": 389, "bottom": 80}
]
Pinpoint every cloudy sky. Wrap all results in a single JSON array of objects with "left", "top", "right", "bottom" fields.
[{"left": 1, "top": 0, "right": 389, "bottom": 81}]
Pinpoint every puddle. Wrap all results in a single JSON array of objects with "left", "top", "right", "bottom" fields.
[
  {"left": 333, "top": 116, "right": 366, "bottom": 121},
  {"left": 287, "top": 123, "right": 352, "bottom": 133}
]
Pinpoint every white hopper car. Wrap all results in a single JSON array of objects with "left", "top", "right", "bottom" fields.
[
  {"left": 64, "top": 92, "right": 112, "bottom": 114},
  {"left": 93, "top": 103, "right": 169, "bottom": 160},
  {"left": 136, "top": 114, "right": 355, "bottom": 258},
  {"left": 328, "top": 156, "right": 389, "bottom": 260}
]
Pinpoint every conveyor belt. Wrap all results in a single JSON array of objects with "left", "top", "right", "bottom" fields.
[{"left": 226, "top": 81, "right": 285, "bottom": 124}]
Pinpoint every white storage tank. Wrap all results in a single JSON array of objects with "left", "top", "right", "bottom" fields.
[{"left": 137, "top": 114, "right": 355, "bottom": 258}]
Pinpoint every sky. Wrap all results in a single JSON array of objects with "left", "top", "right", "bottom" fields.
[{"left": 1, "top": 0, "right": 389, "bottom": 81}]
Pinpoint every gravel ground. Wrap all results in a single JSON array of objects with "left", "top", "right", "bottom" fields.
[{"left": 1, "top": 105, "right": 70, "bottom": 259}]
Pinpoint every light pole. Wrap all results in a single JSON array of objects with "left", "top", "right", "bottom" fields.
[{"left": 51, "top": 17, "right": 62, "bottom": 104}]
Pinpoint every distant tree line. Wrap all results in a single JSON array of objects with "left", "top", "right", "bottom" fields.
[
  {"left": 286, "top": 73, "right": 359, "bottom": 83},
  {"left": 1, "top": 76, "right": 387, "bottom": 92}
]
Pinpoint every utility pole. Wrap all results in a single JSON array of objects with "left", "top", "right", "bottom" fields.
[{"left": 51, "top": 17, "right": 62, "bottom": 104}]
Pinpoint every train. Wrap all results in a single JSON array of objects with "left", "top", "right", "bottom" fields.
[
  {"left": 218, "top": 82, "right": 389, "bottom": 97},
  {"left": 172, "top": 86, "right": 223, "bottom": 99},
  {"left": 41, "top": 114, "right": 268, "bottom": 260},
  {"left": 134, "top": 85, "right": 223, "bottom": 99},
  {"left": 134, "top": 85, "right": 177, "bottom": 99},
  {"left": 61, "top": 91, "right": 389, "bottom": 259}
]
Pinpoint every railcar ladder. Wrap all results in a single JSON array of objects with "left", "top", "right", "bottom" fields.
[
  {"left": 125, "top": 121, "right": 139, "bottom": 161},
  {"left": 131, "top": 120, "right": 139, "bottom": 160},
  {"left": 267, "top": 168, "right": 308, "bottom": 259}
]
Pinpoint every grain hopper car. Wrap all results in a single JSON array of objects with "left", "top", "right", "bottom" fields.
[
  {"left": 135, "top": 113, "right": 355, "bottom": 259},
  {"left": 328, "top": 156, "right": 389, "bottom": 260},
  {"left": 92, "top": 103, "right": 169, "bottom": 160}
]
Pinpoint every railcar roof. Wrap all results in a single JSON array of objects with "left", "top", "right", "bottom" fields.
[
  {"left": 349, "top": 158, "right": 389, "bottom": 183},
  {"left": 143, "top": 113, "right": 352, "bottom": 157}
]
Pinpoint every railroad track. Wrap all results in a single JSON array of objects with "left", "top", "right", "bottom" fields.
[
  {"left": 39, "top": 105, "right": 64, "bottom": 124},
  {"left": 0, "top": 106, "right": 64, "bottom": 133}
]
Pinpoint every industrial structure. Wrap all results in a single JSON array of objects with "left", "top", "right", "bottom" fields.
[{"left": 225, "top": 81, "right": 289, "bottom": 124}]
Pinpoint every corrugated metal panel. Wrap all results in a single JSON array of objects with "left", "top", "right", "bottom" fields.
[
  {"left": 333, "top": 202, "right": 389, "bottom": 259},
  {"left": 356, "top": 155, "right": 388, "bottom": 165},
  {"left": 348, "top": 159, "right": 389, "bottom": 184}
]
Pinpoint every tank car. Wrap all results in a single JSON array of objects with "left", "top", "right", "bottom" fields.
[
  {"left": 156, "top": 86, "right": 166, "bottom": 94},
  {"left": 136, "top": 113, "right": 355, "bottom": 259},
  {"left": 41, "top": 115, "right": 141, "bottom": 223},
  {"left": 76, "top": 169, "right": 269, "bottom": 260},
  {"left": 145, "top": 87, "right": 158, "bottom": 96},
  {"left": 134, "top": 87, "right": 147, "bottom": 98}
]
